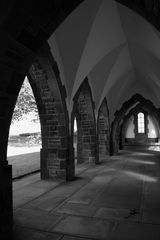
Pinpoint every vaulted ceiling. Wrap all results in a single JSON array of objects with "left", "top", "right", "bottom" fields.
[
  {"left": 0, "top": 0, "right": 159, "bottom": 123},
  {"left": 48, "top": 0, "right": 160, "bottom": 120}
]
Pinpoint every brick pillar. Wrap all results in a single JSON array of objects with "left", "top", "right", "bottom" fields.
[
  {"left": 38, "top": 96, "right": 68, "bottom": 180},
  {"left": 95, "top": 132, "right": 99, "bottom": 164},
  {"left": 98, "top": 99, "right": 110, "bottom": 159},
  {"left": 29, "top": 55, "right": 69, "bottom": 180},
  {"left": 66, "top": 134, "right": 75, "bottom": 181},
  {"left": 98, "top": 115, "right": 109, "bottom": 155},
  {"left": 41, "top": 147, "right": 67, "bottom": 179},
  {"left": 77, "top": 119, "right": 96, "bottom": 163},
  {"left": 72, "top": 79, "right": 97, "bottom": 164},
  {"left": 110, "top": 135, "right": 119, "bottom": 155},
  {"left": 111, "top": 118, "right": 122, "bottom": 155}
]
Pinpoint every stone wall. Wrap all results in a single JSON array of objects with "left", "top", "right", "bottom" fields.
[
  {"left": 72, "top": 79, "right": 97, "bottom": 164},
  {"left": 28, "top": 50, "right": 68, "bottom": 180},
  {"left": 98, "top": 99, "right": 110, "bottom": 157}
]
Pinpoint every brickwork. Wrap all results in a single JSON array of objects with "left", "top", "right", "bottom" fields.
[
  {"left": 98, "top": 99, "right": 110, "bottom": 157},
  {"left": 28, "top": 51, "right": 68, "bottom": 180},
  {"left": 72, "top": 79, "right": 97, "bottom": 164}
]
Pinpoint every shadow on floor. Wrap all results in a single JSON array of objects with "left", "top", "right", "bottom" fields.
[{"left": 12, "top": 150, "right": 160, "bottom": 240}]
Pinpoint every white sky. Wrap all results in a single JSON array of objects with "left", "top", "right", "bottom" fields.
[{"left": 9, "top": 113, "right": 40, "bottom": 135}]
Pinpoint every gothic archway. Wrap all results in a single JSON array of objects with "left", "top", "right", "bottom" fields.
[
  {"left": 28, "top": 47, "right": 69, "bottom": 180},
  {"left": 71, "top": 78, "right": 97, "bottom": 170},
  {"left": 97, "top": 98, "right": 110, "bottom": 160},
  {"left": 111, "top": 94, "right": 160, "bottom": 155},
  {"left": 120, "top": 103, "right": 160, "bottom": 150}
]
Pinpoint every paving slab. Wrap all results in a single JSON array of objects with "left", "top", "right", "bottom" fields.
[
  {"left": 46, "top": 178, "right": 90, "bottom": 199},
  {"left": 144, "top": 162, "right": 160, "bottom": 177},
  {"left": 75, "top": 163, "right": 90, "bottom": 175},
  {"left": 12, "top": 150, "right": 160, "bottom": 240},
  {"left": 14, "top": 186, "right": 48, "bottom": 209},
  {"left": 94, "top": 207, "right": 139, "bottom": 222},
  {"left": 13, "top": 173, "right": 40, "bottom": 191},
  {"left": 31, "top": 179, "right": 62, "bottom": 189},
  {"left": 56, "top": 202, "right": 97, "bottom": 217},
  {"left": 143, "top": 178, "right": 160, "bottom": 194},
  {"left": 68, "top": 175, "right": 114, "bottom": 204},
  {"left": 91, "top": 176, "right": 142, "bottom": 209},
  {"left": 14, "top": 208, "right": 64, "bottom": 231},
  {"left": 28, "top": 195, "right": 66, "bottom": 212},
  {"left": 141, "top": 178, "right": 160, "bottom": 223},
  {"left": 142, "top": 209, "right": 160, "bottom": 224},
  {"left": 108, "top": 221, "right": 160, "bottom": 240},
  {"left": 13, "top": 225, "right": 62, "bottom": 240},
  {"left": 52, "top": 216, "right": 114, "bottom": 239}
]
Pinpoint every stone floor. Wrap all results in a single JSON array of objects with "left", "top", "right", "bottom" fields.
[{"left": 13, "top": 150, "right": 160, "bottom": 240}]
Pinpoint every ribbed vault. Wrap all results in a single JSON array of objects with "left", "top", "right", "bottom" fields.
[{"left": 48, "top": 0, "right": 160, "bottom": 121}]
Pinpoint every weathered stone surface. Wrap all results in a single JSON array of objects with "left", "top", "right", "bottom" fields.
[{"left": 29, "top": 58, "right": 68, "bottom": 180}]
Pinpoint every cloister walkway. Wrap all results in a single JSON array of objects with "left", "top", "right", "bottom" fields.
[{"left": 13, "top": 150, "right": 160, "bottom": 240}]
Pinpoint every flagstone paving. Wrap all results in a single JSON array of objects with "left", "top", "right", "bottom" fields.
[{"left": 13, "top": 150, "right": 160, "bottom": 239}]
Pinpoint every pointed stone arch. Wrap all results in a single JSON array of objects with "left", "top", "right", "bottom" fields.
[
  {"left": 111, "top": 94, "right": 160, "bottom": 154},
  {"left": 71, "top": 78, "right": 97, "bottom": 169},
  {"left": 0, "top": 45, "right": 70, "bottom": 239},
  {"left": 28, "top": 45, "right": 69, "bottom": 180},
  {"left": 97, "top": 98, "right": 110, "bottom": 159},
  {"left": 120, "top": 103, "right": 160, "bottom": 149}
]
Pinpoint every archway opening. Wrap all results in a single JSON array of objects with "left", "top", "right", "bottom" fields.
[
  {"left": 111, "top": 94, "right": 160, "bottom": 155},
  {"left": 8, "top": 76, "right": 42, "bottom": 179},
  {"left": 124, "top": 113, "right": 159, "bottom": 147}
]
